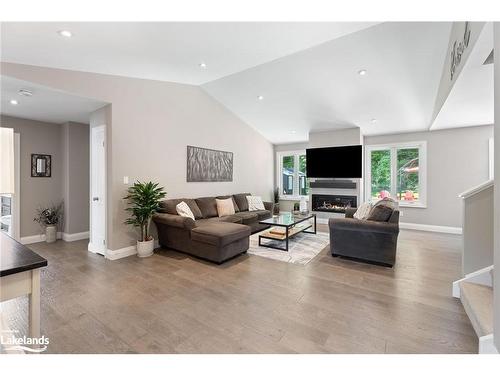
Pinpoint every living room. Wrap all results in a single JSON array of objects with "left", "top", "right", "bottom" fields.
[{"left": 1, "top": 1, "right": 499, "bottom": 374}]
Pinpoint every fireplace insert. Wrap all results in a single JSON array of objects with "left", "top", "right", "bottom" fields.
[{"left": 312, "top": 194, "right": 357, "bottom": 214}]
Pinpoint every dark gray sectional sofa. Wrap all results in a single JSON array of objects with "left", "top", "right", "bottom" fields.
[{"left": 153, "top": 193, "right": 274, "bottom": 263}]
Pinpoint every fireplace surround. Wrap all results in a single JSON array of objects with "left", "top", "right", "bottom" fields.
[{"left": 312, "top": 194, "right": 357, "bottom": 214}]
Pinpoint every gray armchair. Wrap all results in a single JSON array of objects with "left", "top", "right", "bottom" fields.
[{"left": 328, "top": 207, "right": 400, "bottom": 267}]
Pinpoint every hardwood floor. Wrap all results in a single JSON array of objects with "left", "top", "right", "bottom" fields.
[{"left": 1, "top": 226, "right": 478, "bottom": 353}]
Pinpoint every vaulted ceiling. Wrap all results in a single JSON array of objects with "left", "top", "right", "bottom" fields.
[{"left": 2, "top": 22, "right": 489, "bottom": 144}]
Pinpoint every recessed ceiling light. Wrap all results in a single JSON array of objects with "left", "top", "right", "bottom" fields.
[
  {"left": 57, "top": 30, "right": 72, "bottom": 38},
  {"left": 358, "top": 69, "right": 367, "bottom": 76},
  {"left": 290, "top": 130, "right": 297, "bottom": 134},
  {"left": 18, "top": 89, "right": 33, "bottom": 97},
  {"left": 257, "top": 95, "right": 264, "bottom": 101},
  {"left": 370, "top": 118, "right": 377, "bottom": 124},
  {"left": 9, "top": 99, "right": 18, "bottom": 105},
  {"left": 199, "top": 62, "right": 207, "bottom": 69}
]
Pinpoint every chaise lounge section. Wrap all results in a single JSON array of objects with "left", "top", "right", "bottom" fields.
[{"left": 153, "top": 193, "right": 274, "bottom": 263}]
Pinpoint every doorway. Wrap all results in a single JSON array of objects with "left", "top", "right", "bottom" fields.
[{"left": 0, "top": 133, "right": 20, "bottom": 240}]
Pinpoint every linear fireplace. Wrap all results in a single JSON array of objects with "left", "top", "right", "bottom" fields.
[{"left": 312, "top": 194, "right": 357, "bottom": 214}]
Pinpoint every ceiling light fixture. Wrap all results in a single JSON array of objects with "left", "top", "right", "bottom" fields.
[
  {"left": 290, "top": 130, "right": 297, "bottom": 134},
  {"left": 257, "top": 95, "right": 264, "bottom": 101},
  {"left": 370, "top": 118, "right": 377, "bottom": 124},
  {"left": 358, "top": 69, "right": 367, "bottom": 76},
  {"left": 9, "top": 99, "right": 18, "bottom": 105},
  {"left": 199, "top": 62, "right": 207, "bottom": 69},
  {"left": 18, "top": 89, "right": 33, "bottom": 97},
  {"left": 57, "top": 30, "right": 73, "bottom": 38}
]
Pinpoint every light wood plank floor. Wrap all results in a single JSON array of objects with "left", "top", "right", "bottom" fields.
[{"left": 1, "top": 226, "right": 477, "bottom": 353}]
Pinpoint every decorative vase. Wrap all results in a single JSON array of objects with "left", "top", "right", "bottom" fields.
[
  {"left": 45, "top": 225, "right": 57, "bottom": 243},
  {"left": 273, "top": 203, "right": 280, "bottom": 215},
  {"left": 137, "top": 238, "right": 154, "bottom": 257}
]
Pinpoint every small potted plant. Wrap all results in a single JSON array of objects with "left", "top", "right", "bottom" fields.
[
  {"left": 124, "top": 181, "right": 166, "bottom": 257},
  {"left": 34, "top": 202, "right": 63, "bottom": 243},
  {"left": 273, "top": 188, "right": 280, "bottom": 215}
]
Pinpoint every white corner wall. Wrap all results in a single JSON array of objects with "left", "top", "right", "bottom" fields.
[
  {"left": 493, "top": 22, "right": 500, "bottom": 351},
  {"left": 1, "top": 63, "right": 275, "bottom": 251}
]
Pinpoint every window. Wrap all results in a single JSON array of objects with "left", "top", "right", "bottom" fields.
[
  {"left": 365, "top": 141, "right": 427, "bottom": 207},
  {"left": 277, "top": 150, "right": 308, "bottom": 199}
]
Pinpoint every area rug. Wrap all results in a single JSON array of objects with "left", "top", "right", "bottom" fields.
[{"left": 248, "top": 231, "right": 330, "bottom": 265}]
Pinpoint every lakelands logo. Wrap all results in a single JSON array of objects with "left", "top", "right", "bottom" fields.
[{"left": 1, "top": 330, "right": 49, "bottom": 353}]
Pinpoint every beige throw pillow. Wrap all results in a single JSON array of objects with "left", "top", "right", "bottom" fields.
[
  {"left": 353, "top": 202, "right": 372, "bottom": 220},
  {"left": 216, "top": 198, "right": 236, "bottom": 217},
  {"left": 246, "top": 196, "right": 265, "bottom": 211},
  {"left": 176, "top": 201, "right": 195, "bottom": 220}
]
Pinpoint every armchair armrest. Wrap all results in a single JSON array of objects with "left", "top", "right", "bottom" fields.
[
  {"left": 263, "top": 201, "right": 274, "bottom": 212},
  {"left": 153, "top": 213, "right": 196, "bottom": 230},
  {"left": 329, "top": 217, "right": 399, "bottom": 234}
]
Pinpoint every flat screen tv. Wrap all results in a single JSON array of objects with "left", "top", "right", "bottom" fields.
[{"left": 306, "top": 145, "right": 362, "bottom": 178}]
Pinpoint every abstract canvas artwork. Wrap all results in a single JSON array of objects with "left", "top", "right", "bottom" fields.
[{"left": 186, "top": 146, "right": 233, "bottom": 182}]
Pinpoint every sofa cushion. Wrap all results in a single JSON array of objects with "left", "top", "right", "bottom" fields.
[
  {"left": 191, "top": 223, "right": 251, "bottom": 247},
  {"left": 216, "top": 196, "right": 240, "bottom": 212},
  {"left": 159, "top": 198, "right": 202, "bottom": 219},
  {"left": 195, "top": 197, "right": 218, "bottom": 218},
  {"left": 250, "top": 210, "right": 272, "bottom": 220},
  {"left": 247, "top": 196, "right": 265, "bottom": 211},
  {"left": 233, "top": 211, "right": 259, "bottom": 224},
  {"left": 367, "top": 198, "right": 398, "bottom": 222},
  {"left": 176, "top": 201, "right": 195, "bottom": 220},
  {"left": 216, "top": 198, "right": 236, "bottom": 217},
  {"left": 233, "top": 193, "right": 251, "bottom": 212},
  {"left": 196, "top": 215, "right": 243, "bottom": 226}
]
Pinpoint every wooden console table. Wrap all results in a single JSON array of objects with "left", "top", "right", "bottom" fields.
[{"left": 1, "top": 232, "right": 47, "bottom": 340}]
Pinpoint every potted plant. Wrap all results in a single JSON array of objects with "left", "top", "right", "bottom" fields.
[
  {"left": 33, "top": 202, "right": 63, "bottom": 243},
  {"left": 124, "top": 181, "right": 166, "bottom": 257},
  {"left": 273, "top": 188, "right": 280, "bottom": 215}
]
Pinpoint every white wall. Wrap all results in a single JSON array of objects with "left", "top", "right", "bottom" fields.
[
  {"left": 493, "top": 22, "right": 500, "bottom": 352},
  {"left": 365, "top": 125, "right": 493, "bottom": 228},
  {"left": 1, "top": 62, "right": 275, "bottom": 251}
]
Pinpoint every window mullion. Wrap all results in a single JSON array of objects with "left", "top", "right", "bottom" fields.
[{"left": 391, "top": 147, "right": 397, "bottom": 199}]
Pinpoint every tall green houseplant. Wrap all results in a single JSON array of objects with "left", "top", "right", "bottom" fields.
[{"left": 124, "top": 181, "right": 166, "bottom": 242}]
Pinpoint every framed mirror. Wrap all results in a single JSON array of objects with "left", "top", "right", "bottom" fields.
[{"left": 31, "top": 154, "right": 52, "bottom": 177}]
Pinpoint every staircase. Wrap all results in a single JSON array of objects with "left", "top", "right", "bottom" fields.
[{"left": 454, "top": 181, "right": 497, "bottom": 354}]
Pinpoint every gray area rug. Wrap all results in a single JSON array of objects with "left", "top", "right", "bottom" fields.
[{"left": 248, "top": 231, "right": 330, "bottom": 265}]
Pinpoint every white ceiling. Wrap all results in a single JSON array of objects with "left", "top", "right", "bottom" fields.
[
  {"left": 0, "top": 22, "right": 377, "bottom": 86},
  {"left": 1, "top": 76, "right": 106, "bottom": 124},
  {"left": 203, "top": 22, "right": 452, "bottom": 143},
  {"left": 431, "top": 23, "right": 493, "bottom": 130},
  {"left": 2, "top": 22, "right": 474, "bottom": 143}
]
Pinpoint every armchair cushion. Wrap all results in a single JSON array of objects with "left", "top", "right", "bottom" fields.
[{"left": 329, "top": 217, "right": 399, "bottom": 234}]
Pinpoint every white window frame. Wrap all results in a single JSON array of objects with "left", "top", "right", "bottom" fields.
[
  {"left": 276, "top": 150, "right": 308, "bottom": 201},
  {"left": 365, "top": 141, "right": 427, "bottom": 208}
]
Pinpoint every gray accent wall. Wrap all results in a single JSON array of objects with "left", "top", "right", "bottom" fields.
[
  {"left": 365, "top": 125, "right": 493, "bottom": 228},
  {"left": 1, "top": 115, "right": 64, "bottom": 237},
  {"left": 1, "top": 63, "right": 275, "bottom": 251},
  {"left": 62, "top": 121, "right": 90, "bottom": 234},
  {"left": 0, "top": 115, "right": 90, "bottom": 237}
]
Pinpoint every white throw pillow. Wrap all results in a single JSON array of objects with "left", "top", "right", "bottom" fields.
[
  {"left": 176, "top": 201, "right": 195, "bottom": 220},
  {"left": 216, "top": 198, "right": 235, "bottom": 217},
  {"left": 246, "top": 196, "right": 265, "bottom": 211},
  {"left": 353, "top": 202, "right": 372, "bottom": 220}
]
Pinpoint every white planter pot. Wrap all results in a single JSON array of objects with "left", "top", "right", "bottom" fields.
[
  {"left": 137, "top": 239, "right": 154, "bottom": 257},
  {"left": 45, "top": 225, "right": 57, "bottom": 243}
]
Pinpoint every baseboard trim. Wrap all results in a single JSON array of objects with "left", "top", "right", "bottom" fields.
[
  {"left": 62, "top": 231, "right": 89, "bottom": 242},
  {"left": 105, "top": 245, "right": 137, "bottom": 260},
  {"left": 479, "top": 334, "right": 499, "bottom": 354},
  {"left": 21, "top": 232, "right": 62, "bottom": 245},
  {"left": 399, "top": 222, "right": 462, "bottom": 235},
  {"left": 21, "top": 231, "right": 89, "bottom": 244}
]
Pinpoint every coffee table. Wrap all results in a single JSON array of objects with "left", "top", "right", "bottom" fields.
[{"left": 258, "top": 213, "right": 317, "bottom": 251}]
